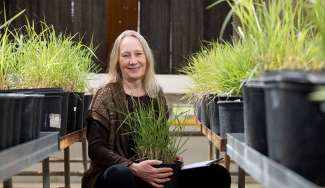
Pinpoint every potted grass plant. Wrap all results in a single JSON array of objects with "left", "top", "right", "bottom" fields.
[
  {"left": 209, "top": 0, "right": 325, "bottom": 185},
  {"left": 8, "top": 16, "right": 100, "bottom": 136},
  {"left": 113, "top": 95, "right": 192, "bottom": 188}
]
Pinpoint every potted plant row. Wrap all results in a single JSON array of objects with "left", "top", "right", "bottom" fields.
[
  {"left": 0, "top": 10, "right": 100, "bottom": 151},
  {"left": 182, "top": 0, "right": 325, "bottom": 186}
]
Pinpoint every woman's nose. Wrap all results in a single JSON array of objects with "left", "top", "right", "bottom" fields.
[{"left": 129, "top": 57, "right": 137, "bottom": 64}]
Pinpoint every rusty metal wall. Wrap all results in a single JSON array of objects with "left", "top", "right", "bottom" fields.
[
  {"left": 1, "top": 0, "right": 232, "bottom": 74},
  {"left": 139, "top": 0, "right": 232, "bottom": 74}
]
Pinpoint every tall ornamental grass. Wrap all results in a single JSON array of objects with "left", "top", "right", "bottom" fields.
[
  {"left": 115, "top": 96, "right": 192, "bottom": 163},
  {"left": 182, "top": 0, "right": 325, "bottom": 100},
  {"left": 0, "top": 9, "right": 25, "bottom": 90},
  {"left": 11, "top": 18, "right": 100, "bottom": 91},
  {"left": 209, "top": 0, "right": 324, "bottom": 72}
]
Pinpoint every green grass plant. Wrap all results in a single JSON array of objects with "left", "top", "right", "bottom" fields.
[
  {"left": 208, "top": 0, "right": 324, "bottom": 72},
  {"left": 10, "top": 18, "right": 100, "bottom": 91},
  {"left": 0, "top": 9, "right": 25, "bottom": 90},
  {"left": 115, "top": 95, "right": 192, "bottom": 163},
  {"left": 181, "top": 38, "right": 258, "bottom": 99},
  {"left": 182, "top": 0, "right": 325, "bottom": 100}
]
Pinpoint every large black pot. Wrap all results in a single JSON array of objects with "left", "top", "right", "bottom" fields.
[
  {"left": 193, "top": 99, "right": 202, "bottom": 122},
  {"left": 83, "top": 93, "right": 93, "bottom": 128},
  {"left": 262, "top": 71, "right": 284, "bottom": 163},
  {"left": 138, "top": 161, "right": 182, "bottom": 188},
  {"left": 33, "top": 94, "right": 45, "bottom": 140},
  {"left": 60, "top": 92, "right": 69, "bottom": 137},
  {"left": 208, "top": 94, "right": 220, "bottom": 135},
  {"left": 34, "top": 88, "right": 63, "bottom": 134},
  {"left": 200, "top": 95, "right": 210, "bottom": 129},
  {"left": 12, "top": 93, "right": 25, "bottom": 147},
  {"left": 243, "top": 79, "right": 267, "bottom": 156},
  {"left": 66, "top": 92, "right": 77, "bottom": 134},
  {"left": 275, "top": 71, "right": 325, "bottom": 186},
  {"left": 20, "top": 94, "right": 37, "bottom": 144},
  {"left": 0, "top": 94, "right": 13, "bottom": 151},
  {"left": 75, "top": 92, "right": 85, "bottom": 131},
  {"left": 218, "top": 99, "right": 244, "bottom": 138}
]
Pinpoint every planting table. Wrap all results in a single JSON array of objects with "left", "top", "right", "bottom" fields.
[
  {"left": 226, "top": 133, "right": 321, "bottom": 188},
  {"left": 0, "top": 132, "right": 59, "bottom": 188},
  {"left": 194, "top": 117, "right": 230, "bottom": 171},
  {"left": 1, "top": 128, "right": 87, "bottom": 188}
]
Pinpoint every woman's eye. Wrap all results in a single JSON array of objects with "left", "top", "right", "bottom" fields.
[
  {"left": 122, "top": 54, "right": 130, "bottom": 58},
  {"left": 136, "top": 53, "right": 143, "bottom": 56}
]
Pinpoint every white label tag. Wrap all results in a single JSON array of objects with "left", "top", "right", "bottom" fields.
[
  {"left": 49, "top": 114, "right": 61, "bottom": 128},
  {"left": 74, "top": 107, "right": 77, "bottom": 111}
]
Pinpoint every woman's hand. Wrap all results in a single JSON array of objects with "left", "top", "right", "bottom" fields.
[{"left": 129, "top": 160, "right": 173, "bottom": 187}]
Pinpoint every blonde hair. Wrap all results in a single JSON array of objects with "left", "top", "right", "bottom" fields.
[{"left": 105, "top": 30, "right": 160, "bottom": 97}]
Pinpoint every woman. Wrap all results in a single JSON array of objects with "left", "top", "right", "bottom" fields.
[
  {"left": 82, "top": 30, "right": 231, "bottom": 188},
  {"left": 82, "top": 30, "right": 180, "bottom": 188}
]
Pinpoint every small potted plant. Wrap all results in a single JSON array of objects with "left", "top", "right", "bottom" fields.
[{"left": 113, "top": 95, "right": 192, "bottom": 188}]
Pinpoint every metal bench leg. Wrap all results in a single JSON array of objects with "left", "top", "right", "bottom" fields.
[
  {"left": 64, "top": 147, "right": 70, "bottom": 188},
  {"left": 3, "top": 178, "right": 13, "bottom": 188},
  {"left": 42, "top": 157, "right": 50, "bottom": 188},
  {"left": 238, "top": 166, "right": 245, "bottom": 188}
]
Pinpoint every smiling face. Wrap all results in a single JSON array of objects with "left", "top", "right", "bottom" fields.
[{"left": 119, "top": 36, "right": 147, "bottom": 83}]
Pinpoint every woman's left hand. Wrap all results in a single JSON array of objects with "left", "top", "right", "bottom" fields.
[{"left": 175, "top": 155, "right": 184, "bottom": 167}]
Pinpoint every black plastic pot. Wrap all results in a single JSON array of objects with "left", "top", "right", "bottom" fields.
[
  {"left": 154, "top": 162, "right": 182, "bottom": 188},
  {"left": 60, "top": 92, "right": 69, "bottom": 137},
  {"left": 33, "top": 94, "right": 44, "bottom": 140},
  {"left": 200, "top": 95, "right": 210, "bottom": 129},
  {"left": 193, "top": 100, "right": 201, "bottom": 122},
  {"left": 66, "top": 92, "right": 77, "bottom": 134},
  {"left": 0, "top": 94, "right": 12, "bottom": 151},
  {"left": 261, "top": 71, "right": 284, "bottom": 163},
  {"left": 218, "top": 100, "right": 244, "bottom": 138},
  {"left": 75, "top": 92, "right": 85, "bottom": 131},
  {"left": 83, "top": 93, "right": 93, "bottom": 128},
  {"left": 20, "top": 94, "right": 37, "bottom": 144},
  {"left": 5, "top": 94, "right": 26, "bottom": 149},
  {"left": 12, "top": 94, "right": 25, "bottom": 147},
  {"left": 139, "top": 161, "right": 182, "bottom": 188},
  {"left": 243, "top": 79, "right": 267, "bottom": 156},
  {"left": 34, "top": 88, "right": 64, "bottom": 134},
  {"left": 217, "top": 94, "right": 243, "bottom": 101},
  {"left": 275, "top": 71, "right": 325, "bottom": 186},
  {"left": 208, "top": 94, "right": 220, "bottom": 135}
]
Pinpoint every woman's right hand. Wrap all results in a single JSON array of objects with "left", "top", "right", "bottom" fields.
[{"left": 129, "top": 160, "right": 173, "bottom": 188}]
